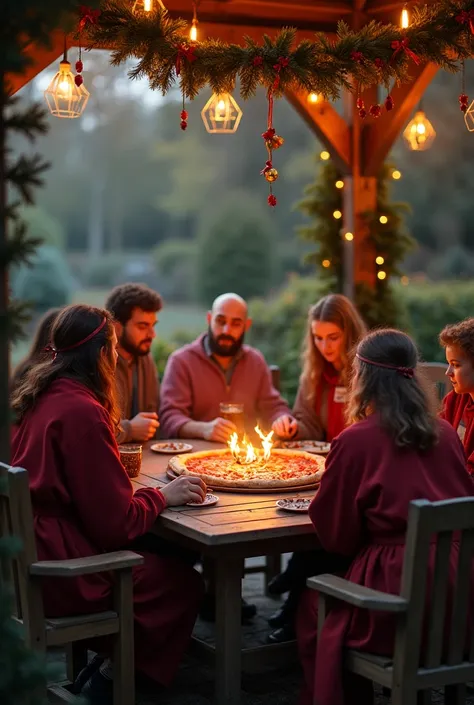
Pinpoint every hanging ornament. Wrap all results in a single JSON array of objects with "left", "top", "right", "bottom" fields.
[
  {"left": 385, "top": 94, "right": 394, "bottom": 111},
  {"left": 201, "top": 93, "right": 243, "bottom": 133},
  {"left": 74, "top": 7, "right": 100, "bottom": 89},
  {"left": 459, "top": 60, "right": 469, "bottom": 114},
  {"left": 369, "top": 104, "right": 382, "bottom": 118},
  {"left": 175, "top": 42, "right": 197, "bottom": 131},
  {"left": 44, "top": 35, "right": 89, "bottom": 118},
  {"left": 356, "top": 88, "right": 366, "bottom": 119},
  {"left": 261, "top": 88, "right": 284, "bottom": 208}
]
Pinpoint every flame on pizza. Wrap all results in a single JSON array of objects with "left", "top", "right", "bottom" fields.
[{"left": 228, "top": 426, "right": 274, "bottom": 464}]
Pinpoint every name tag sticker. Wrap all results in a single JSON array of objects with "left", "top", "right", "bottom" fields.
[
  {"left": 458, "top": 420, "right": 466, "bottom": 442},
  {"left": 334, "top": 387, "right": 347, "bottom": 404}
]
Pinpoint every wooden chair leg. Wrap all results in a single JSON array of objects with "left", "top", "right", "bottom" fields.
[
  {"left": 417, "top": 690, "right": 432, "bottom": 705},
  {"left": 65, "top": 642, "right": 88, "bottom": 683},
  {"left": 391, "top": 685, "right": 418, "bottom": 705},
  {"left": 113, "top": 569, "right": 135, "bottom": 705},
  {"left": 445, "top": 684, "right": 466, "bottom": 705},
  {"left": 264, "top": 554, "right": 282, "bottom": 595}
]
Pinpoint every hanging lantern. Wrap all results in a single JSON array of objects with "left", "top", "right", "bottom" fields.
[
  {"left": 132, "top": 0, "right": 166, "bottom": 13},
  {"left": 201, "top": 93, "right": 243, "bottom": 134},
  {"left": 44, "top": 59, "right": 89, "bottom": 119},
  {"left": 403, "top": 110, "right": 436, "bottom": 151},
  {"left": 464, "top": 99, "right": 474, "bottom": 132}
]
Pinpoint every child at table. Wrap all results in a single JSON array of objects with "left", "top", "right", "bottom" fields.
[
  {"left": 11, "top": 304, "right": 206, "bottom": 705},
  {"left": 439, "top": 317, "right": 474, "bottom": 475},
  {"left": 297, "top": 328, "right": 474, "bottom": 705},
  {"left": 268, "top": 294, "right": 367, "bottom": 643}
]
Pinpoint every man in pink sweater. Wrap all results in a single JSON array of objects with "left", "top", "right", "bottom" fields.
[{"left": 160, "top": 293, "right": 297, "bottom": 442}]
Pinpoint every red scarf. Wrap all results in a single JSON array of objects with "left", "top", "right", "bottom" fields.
[{"left": 315, "top": 364, "right": 347, "bottom": 442}]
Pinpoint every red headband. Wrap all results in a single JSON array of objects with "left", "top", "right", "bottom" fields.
[
  {"left": 45, "top": 317, "right": 107, "bottom": 362},
  {"left": 356, "top": 352, "right": 415, "bottom": 379}
]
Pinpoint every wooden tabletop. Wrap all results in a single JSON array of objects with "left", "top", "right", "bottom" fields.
[{"left": 132, "top": 439, "right": 319, "bottom": 550}]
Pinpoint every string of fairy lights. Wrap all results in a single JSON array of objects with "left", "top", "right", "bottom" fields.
[{"left": 43, "top": 1, "right": 439, "bottom": 154}]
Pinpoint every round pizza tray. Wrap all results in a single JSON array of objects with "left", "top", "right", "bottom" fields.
[{"left": 165, "top": 467, "right": 319, "bottom": 494}]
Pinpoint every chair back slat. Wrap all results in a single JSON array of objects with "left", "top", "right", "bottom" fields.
[
  {"left": 424, "top": 531, "right": 452, "bottom": 668},
  {"left": 0, "top": 464, "right": 22, "bottom": 618},
  {"left": 419, "top": 362, "right": 449, "bottom": 403},
  {"left": 448, "top": 528, "right": 474, "bottom": 665}
]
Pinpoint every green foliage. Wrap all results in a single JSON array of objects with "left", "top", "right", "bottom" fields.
[
  {"left": 427, "top": 245, "right": 474, "bottom": 280},
  {"left": 296, "top": 158, "right": 415, "bottom": 328},
  {"left": 153, "top": 239, "right": 197, "bottom": 301},
  {"left": 82, "top": 253, "right": 130, "bottom": 288},
  {"left": 152, "top": 337, "right": 177, "bottom": 379},
  {"left": 195, "top": 193, "right": 276, "bottom": 304},
  {"left": 12, "top": 245, "right": 73, "bottom": 314},
  {"left": 17, "top": 206, "right": 65, "bottom": 249},
  {"left": 86, "top": 0, "right": 474, "bottom": 99}
]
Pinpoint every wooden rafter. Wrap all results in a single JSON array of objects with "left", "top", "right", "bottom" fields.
[
  {"left": 362, "top": 62, "right": 439, "bottom": 175},
  {"left": 7, "top": 31, "right": 65, "bottom": 95},
  {"left": 285, "top": 89, "right": 351, "bottom": 174}
]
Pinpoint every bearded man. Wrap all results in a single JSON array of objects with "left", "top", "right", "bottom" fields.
[
  {"left": 159, "top": 292, "right": 296, "bottom": 442},
  {"left": 106, "top": 283, "right": 162, "bottom": 443}
]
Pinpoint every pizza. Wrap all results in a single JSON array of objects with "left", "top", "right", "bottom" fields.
[
  {"left": 168, "top": 448, "right": 325, "bottom": 489},
  {"left": 279, "top": 440, "right": 331, "bottom": 454}
]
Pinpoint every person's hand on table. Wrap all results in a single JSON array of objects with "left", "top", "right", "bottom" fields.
[
  {"left": 130, "top": 412, "right": 160, "bottom": 441},
  {"left": 161, "top": 476, "right": 207, "bottom": 506},
  {"left": 202, "top": 417, "right": 237, "bottom": 443},
  {"left": 272, "top": 414, "right": 298, "bottom": 440}
]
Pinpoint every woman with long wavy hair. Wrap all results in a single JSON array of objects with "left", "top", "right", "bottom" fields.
[
  {"left": 268, "top": 294, "right": 366, "bottom": 643},
  {"left": 297, "top": 328, "right": 474, "bottom": 705},
  {"left": 11, "top": 304, "right": 206, "bottom": 705}
]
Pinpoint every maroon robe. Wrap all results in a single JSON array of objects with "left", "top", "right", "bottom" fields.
[
  {"left": 11, "top": 378, "right": 202, "bottom": 686},
  {"left": 440, "top": 390, "right": 474, "bottom": 475},
  {"left": 296, "top": 414, "right": 474, "bottom": 705}
]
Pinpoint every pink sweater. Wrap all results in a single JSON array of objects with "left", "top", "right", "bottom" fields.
[{"left": 159, "top": 334, "right": 290, "bottom": 438}]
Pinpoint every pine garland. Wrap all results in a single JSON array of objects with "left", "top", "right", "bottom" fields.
[
  {"left": 297, "top": 159, "right": 415, "bottom": 328},
  {"left": 85, "top": 0, "right": 474, "bottom": 99}
]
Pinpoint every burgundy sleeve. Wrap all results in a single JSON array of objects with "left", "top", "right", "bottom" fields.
[
  {"left": 159, "top": 353, "right": 194, "bottom": 439},
  {"left": 309, "top": 433, "right": 365, "bottom": 556},
  {"left": 67, "top": 422, "right": 166, "bottom": 550}
]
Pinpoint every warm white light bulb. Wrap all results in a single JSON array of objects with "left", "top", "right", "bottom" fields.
[
  {"left": 217, "top": 99, "right": 226, "bottom": 111},
  {"left": 144, "top": 0, "right": 152, "bottom": 10},
  {"left": 190, "top": 24, "right": 198, "bottom": 41},
  {"left": 58, "top": 79, "right": 71, "bottom": 96},
  {"left": 401, "top": 7, "right": 409, "bottom": 29},
  {"left": 416, "top": 123, "right": 426, "bottom": 135},
  {"left": 308, "top": 93, "right": 319, "bottom": 104}
]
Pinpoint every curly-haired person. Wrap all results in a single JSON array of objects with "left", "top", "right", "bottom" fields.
[
  {"left": 439, "top": 318, "right": 474, "bottom": 475},
  {"left": 105, "top": 283, "right": 163, "bottom": 444}
]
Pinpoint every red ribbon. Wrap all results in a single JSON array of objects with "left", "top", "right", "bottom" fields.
[
  {"left": 272, "top": 56, "right": 289, "bottom": 90},
  {"left": 390, "top": 38, "right": 420, "bottom": 65},
  {"left": 78, "top": 5, "right": 101, "bottom": 31},
  {"left": 456, "top": 10, "right": 474, "bottom": 34},
  {"left": 175, "top": 43, "right": 197, "bottom": 76},
  {"left": 260, "top": 160, "right": 273, "bottom": 176}
]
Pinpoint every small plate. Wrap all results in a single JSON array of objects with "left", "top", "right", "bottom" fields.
[
  {"left": 150, "top": 442, "right": 193, "bottom": 454},
  {"left": 187, "top": 493, "right": 219, "bottom": 508},
  {"left": 276, "top": 497, "right": 311, "bottom": 513},
  {"left": 281, "top": 440, "right": 331, "bottom": 455}
]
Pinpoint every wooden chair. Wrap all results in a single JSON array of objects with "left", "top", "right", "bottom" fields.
[
  {"left": 419, "top": 362, "right": 449, "bottom": 404},
  {"left": 243, "top": 365, "right": 283, "bottom": 595},
  {"left": 309, "top": 497, "right": 474, "bottom": 705},
  {"left": 0, "top": 461, "right": 143, "bottom": 705}
]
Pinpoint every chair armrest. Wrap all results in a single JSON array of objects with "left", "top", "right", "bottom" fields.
[
  {"left": 307, "top": 574, "right": 408, "bottom": 613},
  {"left": 30, "top": 550, "right": 144, "bottom": 577}
]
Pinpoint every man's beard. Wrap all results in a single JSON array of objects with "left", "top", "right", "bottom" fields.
[
  {"left": 207, "top": 326, "right": 245, "bottom": 358},
  {"left": 119, "top": 330, "right": 152, "bottom": 357}
]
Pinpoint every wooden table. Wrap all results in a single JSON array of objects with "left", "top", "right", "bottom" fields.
[{"left": 132, "top": 440, "right": 319, "bottom": 705}]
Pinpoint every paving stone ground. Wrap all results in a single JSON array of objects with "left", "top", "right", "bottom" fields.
[{"left": 47, "top": 556, "right": 473, "bottom": 704}]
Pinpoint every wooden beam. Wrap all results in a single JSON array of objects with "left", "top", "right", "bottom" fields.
[
  {"left": 362, "top": 62, "right": 438, "bottom": 175},
  {"left": 7, "top": 31, "right": 64, "bottom": 95},
  {"left": 285, "top": 89, "right": 351, "bottom": 174}
]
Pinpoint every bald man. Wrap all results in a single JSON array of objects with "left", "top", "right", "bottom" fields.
[{"left": 159, "top": 293, "right": 297, "bottom": 441}]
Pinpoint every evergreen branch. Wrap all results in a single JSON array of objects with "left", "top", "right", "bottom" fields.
[
  {"left": 3, "top": 300, "right": 34, "bottom": 342},
  {"left": 5, "top": 101, "right": 48, "bottom": 142},
  {"left": 1, "top": 220, "right": 43, "bottom": 268},
  {"left": 6, "top": 154, "right": 50, "bottom": 204}
]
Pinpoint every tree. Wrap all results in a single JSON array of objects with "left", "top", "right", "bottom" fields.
[
  {"left": 196, "top": 192, "right": 275, "bottom": 304},
  {"left": 297, "top": 157, "right": 415, "bottom": 328}
]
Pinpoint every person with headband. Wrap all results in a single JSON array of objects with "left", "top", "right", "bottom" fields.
[
  {"left": 10, "top": 304, "right": 206, "bottom": 705},
  {"left": 439, "top": 318, "right": 474, "bottom": 475},
  {"left": 296, "top": 329, "right": 474, "bottom": 705}
]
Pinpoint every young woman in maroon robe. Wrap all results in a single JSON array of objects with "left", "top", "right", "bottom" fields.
[
  {"left": 296, "top": 328, "right": 474, "bottom": 705},
  {"left": 439, "top": 318, "right": 474, "bottom": 475},
  {"left": 10, "top": 304, "right": 206, "bottom": 704},
  {"left": 268, "top": 294, "right": 367, "bottom": 643}
]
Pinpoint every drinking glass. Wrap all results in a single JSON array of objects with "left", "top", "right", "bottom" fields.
[
  {"left": 219, "top": 402, "right": 245, "bottom": 436},
  {"left": 119, "top": 444, "right": 143, "bottom": 478}
]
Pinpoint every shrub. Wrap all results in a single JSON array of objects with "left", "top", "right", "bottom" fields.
[
  {"left": 12, "top": 245, "right": 73, "bottom": 313},
  {"left": 153, "top": 240, "right": 197, "bottom": 302}
]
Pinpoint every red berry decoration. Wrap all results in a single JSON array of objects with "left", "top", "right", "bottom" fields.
[
  {"left": 356, "top": 98, "right": 365, "bottom": 110},
  {"left": 180, "top": 110, "right": 188, "bottom": 120},
  {"left": 459, "top": 94, "right": 469, "bottom": 113},
  {"left": 75, "top": 60, "right": 83, "bottom": 73},
  {"left": 74, "top": 74, "right": 84, "bottom": 87},
  {"left": 180, "top": 120, "right": 188, "bottom": 131},
  {"left": 385, "top": 95, "right": 394, "bottom": 111},
  {"left": 358, "top": 108, "right": 367, "bottom": 119},
  {"left": 268, "top": 194, "right": 277, "bottom": 208},
  {"left": 369, "top": 104, "right": 382, "bottom": 118}
]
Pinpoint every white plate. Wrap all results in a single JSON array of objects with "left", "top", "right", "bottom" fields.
[
  {"left": 150, "top": 442, "right": 193, "bottom": 454},
  {"left": 187, "top": 493, "right": 219, "bottom": 508},
  {"left": 281, "top": 440, "right": 331, "bottom": 455},
  {"left": 276, "top": 498, "right": 311, "bottom": 513}
]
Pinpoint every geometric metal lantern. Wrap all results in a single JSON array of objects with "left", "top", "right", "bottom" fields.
[
  {"left": 403, "top": 109, "right": 436, "bottom": 151},
  {"left": 464, "top": 99, "right": 474, "bottom": 132},
  {"left": 201, "top": 93, "right": 243, "bottom": 134},
  {"left": 44, "top": 60, "right": 90, "bottom": 119}
]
